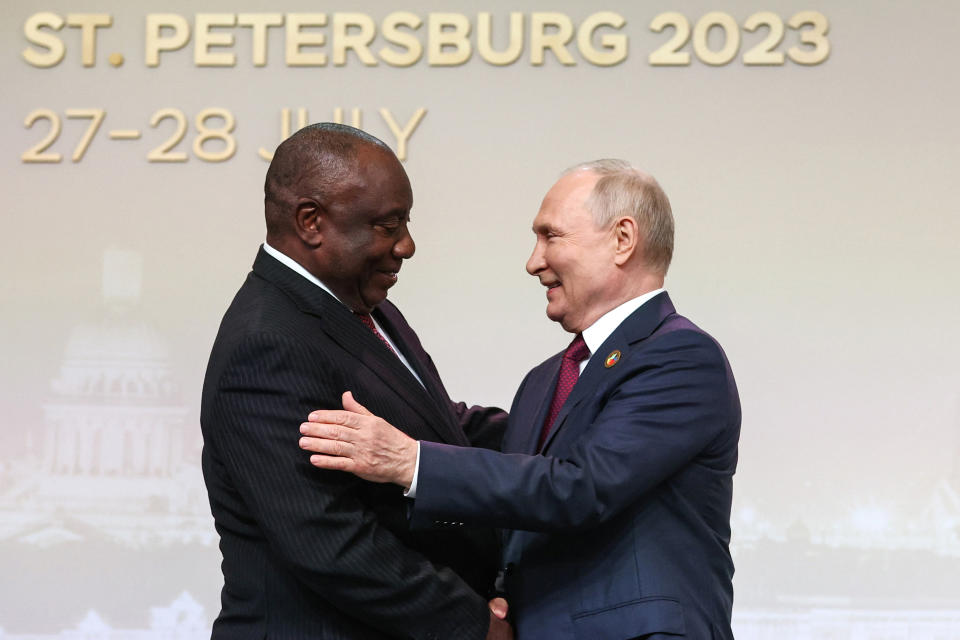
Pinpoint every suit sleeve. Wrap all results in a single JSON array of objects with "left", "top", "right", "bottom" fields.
[
  {"left": 417, "top": 348, "right": 507, "bottom": 451},
  {"left": 411, "top": 330, "right": 738, "bottom": 532},
  {"left": 208, "top": 331, "right": 489, "bottom": 640},
  {"left": 451, "top": 402, "right": 508, "bottom": 451}
]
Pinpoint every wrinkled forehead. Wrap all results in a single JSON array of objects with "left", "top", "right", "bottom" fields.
[{"left": 533, "top": 171, "right": 598, "bottom": 228}]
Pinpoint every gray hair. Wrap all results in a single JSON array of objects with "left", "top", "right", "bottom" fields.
[{"left": 565, "top": 159, "right": 674, "bottom": 275}]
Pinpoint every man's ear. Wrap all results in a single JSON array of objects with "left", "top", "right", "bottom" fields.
[
  {"left": 293, "top": 198, "right": 323, "bottom": 248},
  {"left": 613, "top": 216, "right": 640, "bottom": 266}
]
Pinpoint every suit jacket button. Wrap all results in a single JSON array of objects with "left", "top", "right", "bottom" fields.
[{"left": 503, "top": 562, "right": 515, "bottom": 576}]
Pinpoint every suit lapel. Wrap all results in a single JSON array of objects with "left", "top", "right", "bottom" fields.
[
  {"left": 373, "top": 304, "right": 470, "bottom": 446},
  {"left": 539, "top": 365, "right": 595, "bottom": 453},
  {"left": 251, "top": 248, "right": 460, "bottom": 445},
  {"left": 540, "top": 292, "right": 677, "bottom": 453},
  {"left": 515, "top": 355, "right": 563, "bottom": 454},
  {"left": 318, "top": 307, "right": 457, "bottom": 443}
]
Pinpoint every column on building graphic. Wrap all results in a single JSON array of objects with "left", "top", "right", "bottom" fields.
[
  {"left": 0, "top": 248, "right": 212, "bottom": 533},
  {"left": 42, "top": 323, "right": 186, "bottom": 478},
  {"left": 40, "top": 250, "right": 188, "bottom": 481}
]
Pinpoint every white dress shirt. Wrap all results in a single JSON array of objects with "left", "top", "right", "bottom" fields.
[
  {"left": 261, "top": 242, "right": 424, "bottom": 386},
  {"left": 579, "top": 288, "right": 666, "bottom": 373},
  {"left": 406, "top": 288, "right": 666, "bottom": 496}
]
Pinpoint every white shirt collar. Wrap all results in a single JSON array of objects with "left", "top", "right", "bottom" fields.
[
  {"left": 261, "top": 242, "right": 342, "bottom": 303},
  {"left": 259, "top": 242, "right": 425, "bottom": 387},
  {"left": 581, "top": 288, "right": 666, "bottom": 361}
]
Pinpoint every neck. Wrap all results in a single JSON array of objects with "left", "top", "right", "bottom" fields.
[
  {"left": 578, "top": 273, "right": 664, "bottom": 331},
  {"left": 266, "top": 235, "right": 316, "bottom": 275},
  {"left": 622, "top": 271, "right": 664, "bottom": 301},
  {"left": 608, "top": 267, "right": 664, "bottom": 310}
]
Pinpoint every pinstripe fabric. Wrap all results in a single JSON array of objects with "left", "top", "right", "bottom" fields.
[
  {"left": 200, "top": 248, "right": 506, "bottom": 640},
  {"left": 354, "top": 313, "right": 397, "bottom": 355}
]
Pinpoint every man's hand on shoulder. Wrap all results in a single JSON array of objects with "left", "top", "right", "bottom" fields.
[{"left": 300, "top": 391, "right": 418, "bottom": 487}]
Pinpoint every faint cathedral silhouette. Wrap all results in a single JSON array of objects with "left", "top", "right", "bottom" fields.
[
  {"left": 0, "top": 249, "right": 212, "bottom": 547},
  {"left": 2, "top": 250, "right": 959, "bottom": 638}
]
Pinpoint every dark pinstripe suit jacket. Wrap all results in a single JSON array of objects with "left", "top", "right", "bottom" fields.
[{"left": 200, "top": 248, "right": 506, "bottom": 639}]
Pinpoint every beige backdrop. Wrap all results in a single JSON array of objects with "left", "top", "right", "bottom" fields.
[{"left": 2, "top": 1, "right": 960, "bottom": 637}]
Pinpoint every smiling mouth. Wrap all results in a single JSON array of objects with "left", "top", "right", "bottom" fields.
[{"left": 379, "top": 268, "right": 400, "bottom": 282}]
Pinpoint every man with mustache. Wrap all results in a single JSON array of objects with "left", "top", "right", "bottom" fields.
[
  {"left": 301, "top": 160, "right": 741, "bottom": 639},
  {"left": 201, "top": 123, "right": 511, "bottom": 639}
]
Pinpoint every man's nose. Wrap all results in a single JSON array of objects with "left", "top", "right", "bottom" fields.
[
  {"left": 393, "top": 226, "right": 415, "bottom": 259},
  {"left": 526, "top": 240, "right": 545, "bottom": 276}
]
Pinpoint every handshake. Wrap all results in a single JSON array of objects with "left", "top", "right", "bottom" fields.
[{"left": 300, "top": 391, "right": 513, "bottom": 639}]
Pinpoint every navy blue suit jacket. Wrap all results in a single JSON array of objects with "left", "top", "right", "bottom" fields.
[{"left": 412, "top": 293, "right": 740, "bottom": 639}]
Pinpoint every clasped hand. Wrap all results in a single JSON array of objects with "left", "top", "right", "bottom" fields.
[
  {"left": 301, "top": 392, "right": 514, "bottom": 638},
  {"left": 299, "top": 391, "right": 418, "bottom": 488}
]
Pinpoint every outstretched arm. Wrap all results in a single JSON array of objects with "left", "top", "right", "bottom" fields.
[
  {"left": 300, "top": 330, "right": 738, "bottom": 532},
  {"left": 300, "top": 390, "right": 420, "bottom": 487}
]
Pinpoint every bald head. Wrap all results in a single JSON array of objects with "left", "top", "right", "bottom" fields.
[
  {"left": 260, "top": 123, "right": 415, "bottom": 313},
  {"left": 264, "top": 123, "right": 392, "bottom": 239}
]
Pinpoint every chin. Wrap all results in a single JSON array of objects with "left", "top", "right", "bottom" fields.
[
  {"left": 549, "top": 309, "right": 581, "bottom": 333},
  {"left": 363, "top": 291, "right": 390, "bottom": 310}
]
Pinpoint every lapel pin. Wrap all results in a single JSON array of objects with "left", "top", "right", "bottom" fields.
[{"left": 604, "top": 350, "right": 622, "bottom": 368}]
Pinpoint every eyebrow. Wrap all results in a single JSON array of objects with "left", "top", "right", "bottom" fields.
[{"left": 373, "top": 209, "right": 410, "bottom": 222}]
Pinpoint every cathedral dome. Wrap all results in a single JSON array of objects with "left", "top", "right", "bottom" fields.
[
  {"left": 52, "top": 320, "right": 178, "bottom": 400},
  {"left": 49, "top": 250, "right": 179, "bottom": 401}
]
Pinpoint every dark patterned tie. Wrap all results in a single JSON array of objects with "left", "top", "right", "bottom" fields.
[
  {"left": 538, "top": 333, "right": 590, "bottom": 450},
  {"left": 354, "top": 313, "right": 397, "bottom": 355}
]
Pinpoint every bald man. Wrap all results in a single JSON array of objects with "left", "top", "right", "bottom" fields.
[{"left": 201, "top": 123, "right": 511, "bottom": 639}]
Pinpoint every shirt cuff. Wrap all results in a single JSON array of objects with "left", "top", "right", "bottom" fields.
[{"left": 403, "top": 441, "right": 421, "bottom": 498}]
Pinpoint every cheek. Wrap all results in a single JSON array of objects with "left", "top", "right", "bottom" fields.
[
  {"left": 365, "top": 237, "right": 392, "bottom": 258},
  {"left": 358, "top": 242, "right": 394, "bottom": 282},
  {"left": 339, "top": 236, "right": 378, "bottom": 269},
  {"left": 543, "top": 246, "right": 566, "bottom": 273},
  {"left": 328, "top": 232, "right": 365, "bottom": 262},
  {"left": 553, "top": 251, "right": 578, "bottom": 281}
]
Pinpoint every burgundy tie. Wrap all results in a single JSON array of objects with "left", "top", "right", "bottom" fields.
[
  {"left": 538, "top": 333, "right": 590, "bottom": 449},
  {"left": 354, "top": 313, "right": 396, "bottom": 355}
]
